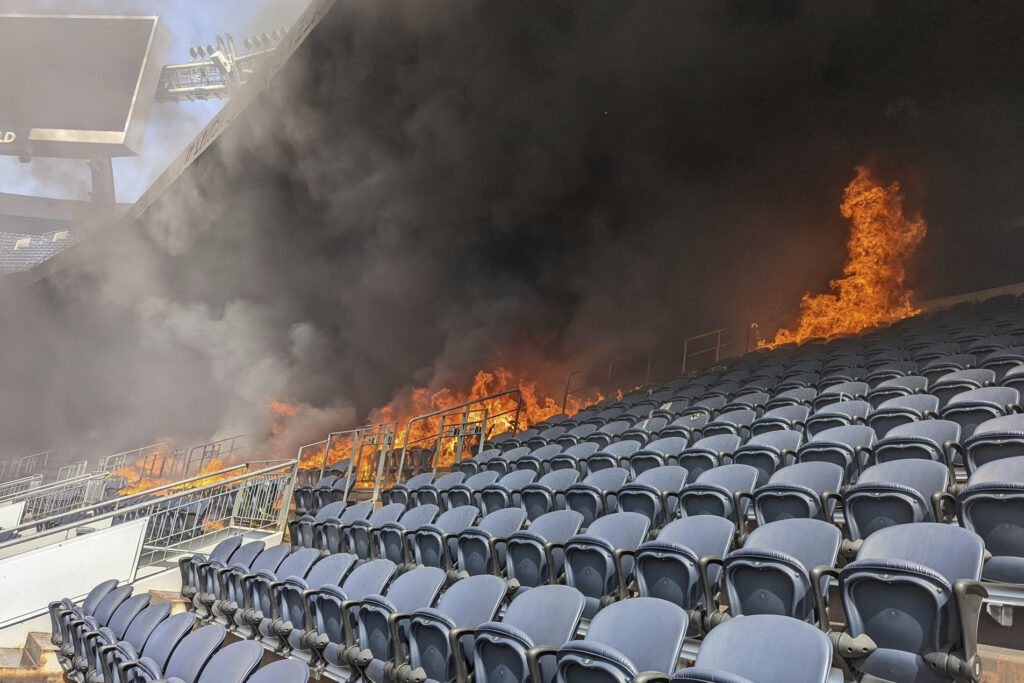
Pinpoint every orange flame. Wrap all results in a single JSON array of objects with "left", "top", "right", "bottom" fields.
[{"left": 763, "top": 166, "right": 927, "bottom": 348}]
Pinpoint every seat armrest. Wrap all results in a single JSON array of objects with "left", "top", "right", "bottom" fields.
[
  {"left": 820, "top": 491, "right": 843, "bottom": 529},
  {"left": 632, "top": 673, "right": 671, "bottom": 683},
  {"left": 543, "top": 542, "right": 564, "bottom": 584},
  {"left": 525, "top": 645, "right": 558, "bottom": 683},
  {"left": 810, "top": 565, "right": 840, "bottom": 633},
  {"left": 610, "top": 548, "right": 636, "bottom": 600},
  {"left": 340, "top": 598, "right": 362, "bottom": 648},
  {"left": 697, "top": 555, "right": 724, "bottom": 614},
  {"left": 932, "top": 491, "right": 957, "bottom": 524},
  {"left": 955, "top": 579, "right": 988, "bottom": 664},
  {"left": 387, "top": 612, "right": 413, "bottom": 665},
  {"left": 446, "top": 626, "right": 476, "bottom": 683}
]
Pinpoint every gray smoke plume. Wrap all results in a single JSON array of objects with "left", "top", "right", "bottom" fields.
[{"left": 2, "top": 0, "right": 1024, "bottom": 465}]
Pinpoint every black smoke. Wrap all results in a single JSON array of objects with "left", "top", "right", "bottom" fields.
[{"left": 3, "top": 0, "right": 1024, "bottom": 462}]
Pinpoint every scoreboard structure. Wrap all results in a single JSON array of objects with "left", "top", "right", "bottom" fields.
[{"left": 0, "top": 14, "right": 170, "bottom": 160}]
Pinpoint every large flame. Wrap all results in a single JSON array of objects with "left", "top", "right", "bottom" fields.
[{"left": 763, "top": 166, "right": 927, "bottom": 347}]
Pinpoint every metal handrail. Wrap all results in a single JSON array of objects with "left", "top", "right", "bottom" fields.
[
  {"left": 681, "top": 328, "right": 728, "bottom": 373},
  {"left": 394, "top": 389, "right": 524, "bottom": 484},
  {"left": 0, "top": 475, "right": 44, "bottom": 503},
  {"left": 184, "top": 434, "right": 247, "bottom": 477},
  {"left": 561, "top": 351, "right": 653, "bottom": 412},
  {"left": 320, "top": 423, "right": 397, "bottom": 505},
  {"left": 0, "top": 459, "right": 296, "bottom": 549},
  {"left": 98, "top": 441, "right": 173, "bottom": 472}
]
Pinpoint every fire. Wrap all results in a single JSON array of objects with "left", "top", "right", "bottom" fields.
[
  {"left": 268, "top": 399, "right": 300, "bottom": 436},
  {"left": 763, "top": 166, "right": 927, "bottom": 347}
]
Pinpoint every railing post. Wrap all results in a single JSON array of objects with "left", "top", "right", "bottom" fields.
[
  {"left": 342, "top": 430, "right": 360, "bottom": 504},
  {"left": 319, "top": 432, "right": 333, "bottom": 479},
  {"left": 369, "top": 425, "right": 392, "bottom": 505},
  {"left": 277, "top": 459, "right": 299, "bottom": 533}
]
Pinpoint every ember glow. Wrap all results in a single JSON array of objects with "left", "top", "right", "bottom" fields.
[{"left": 763, "top": 166, "right": 927, "bottom": 347}]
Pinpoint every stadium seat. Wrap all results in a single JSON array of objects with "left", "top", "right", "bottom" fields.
[
  {"left": 873, "top": 419, "right": 962, "bottom": 470},
  {"left": 120, "top": 623, "right": 226, "bottom": 682},
  {"left": 445, "top": 470, "right": 501, "bottom": 509},
  {"left": 554, "top": 597, "right": 688, "bottom": 682},
  {"left": 57, "top": 584, "right": 134, "bottom": 667},
  {"left": 920, "top": 354, "right": 978, "bottom": 385},
  {"left": 408, "top": 505, "right": 480, "bottom": 570},
  {"left": 749, "top": 404, "right": 809, "bottom": 436},
  {"left": 796, "top": 424, "right": 876, "bottom": 483},
  {"left": 564, "top": 511, "right": 650, "bottom": 617},
  {"left": 626, "top": 436, "right": 690, "bottom": 477},
  {"left": 290, "top": 500, "right": 360, "bottom": 550},
  {"left": 841, "top": 460, "right": 950, "bottom": 547},
  {"left": 731, "top": 429, "right": 803, "bottom": 485},
  {"left": 374, "top": 503, "right": 440, "bottom": 564},
  {"left": 940, "top": 386, "right": 1021, "bottom": 439},
  {"left": 178, "top": 535, "right": 243, "bottom": 600},
  {"left": 337, "top": 502, "right": 405, "bottom": 558},
  {"left": 583, "top": 440, "right": 642, "bottom": 473},
  {"left": 412, "top": 472, "right": 467, "bottom": 508},
  {"left": 751, "top": 461, "right": 845, "bottom": 525},
  {"left": 456, "top": 448, "right": 504, "bottom": 477},
  {"left": 811, "top": 380, "right": 869, "bottom": 411},
  {"left": 674, "top": 434, "right": 743, "bottom": 482},
  {"left": 956, "top": 456, "right": 1024, "bottom": 583},
  {"left": 867, "top": 393, "right": 940, "bottom": 437},
  {"left": 215, "top": 544, "right": 290, "bottom": 626},
  {"left": 479, "top": 468, "right": 537, "bottom": 514},
  {"left": 71, "top": 593, "right": 151, "bottom": 676},
  {"left": 385, "top": 472, "right": 434, "bottom": 507},
  {"left": 564, "top": 467, "right": 630, "bottom": 528},
  {"left": 98, "top": 612, "right": 196, "bottom": 683},
  {"left": 519, "top": 469, "right": 580, "bottom": 520},
  {"left": 702, "top": 409, "right": 756, "bottom": 440},
  {"left": 866, "top": 374, "right": 929, "bottom": 407},
  {"left": 505, "top": 509, "right": 584, "bottom": 590},
  {"left": 765, "top": 386, "right": 817, "bottom": 409},
  {"left": 83, "top": 601, "right": 171, "bottom": 682},
  {"left": 635, "top": 515, "right": 736, "bottom": 613},
  {"left": 548, "top": 442, "right": 600, "bottom": 473},
  {"left": 963, "top": 413, "right": 1024, "bottom": 473},
  {"left": 513, "top": 443, "right": 562, "bottom": 475},
  {"left": 161, "top": 639, "right": 263, "bottom": 683},
  {"left": 236, "top": 548, "right": 321, "bottom": 634},
  {"left": 931, "top": 369, "right": 997, "bottom": 407},
  {"left": 615, "top": 465, "right": 689, "bottom": 528},
  {"left": 453, "top": 507, "right": 528, "bottom": 578},
  {"left": 669, "top": 614, "right": 833, "bottom": 683},
  {"left": 805, "top": 399, "right": 871, "bottom": 437},
  {"left": 677, "top": 464, "right": 759, "bottom": 527},
  {"left": 472, "top": 585, "right": 586, "bottom": 683}
]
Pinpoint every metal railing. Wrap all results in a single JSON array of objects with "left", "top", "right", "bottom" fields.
[
  {"left": 57, "top": 461, "right": 89, "bottom": 481},
  {"left": 394, "top": 389, "right": 524, "bottom": 484},
  {"left": 561, "top": 351, "right": 653, "bottom": 412},
  {"left": 184, "top": 434, "right": 247, "bottom": 478},
  {"left": 0, "top": 460, "right": 297, "bottom": 568},
  {"left": 98, "top": 441, "right": 174, "bottom": 480},
  {"left": 17, "top": 472, "right": 111, "bottom": 523},
  {"left": 7, "top": 446, "right": 73, "bottom": 480},
  {"left": 681, "top": 328, "right": 730, "bottom": 373},
  {"left": 318, "top": 423, "right": 397, "bottom": 505},
  {"left": 0, "top": 475, "right": 43, "bottom": 504}
]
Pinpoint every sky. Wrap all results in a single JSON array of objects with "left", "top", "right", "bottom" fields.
[{"left": 0, "top": 0, "right": 310, "bottom": 202}]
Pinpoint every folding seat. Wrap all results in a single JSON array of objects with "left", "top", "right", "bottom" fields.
[
  {"left": 931, "top": 368, "right": 996, "bottom": 406},
  {"left": 453, "top": 507, "right": 528, "bottom": 577},
  {"left": 625, "top": 436, "right": 691, "bottom": 477},
  {"left": 822, "top": 353, "right": 865, "bottom": 374},
  {"left": 720, "top": 518, "right": 841, "bottom": 624},
  {"left": 669, "top": 614, "right": 833, "bottom": 683},
  {"left": 831, "top": 523, "right": 986, "bottom": 683},
  {"left": 912, "top": 341, "right": 961, "bottom": 364},
  {"left": 981, "top": 346, "right": 1024, "bottom": 380},
  {"left": 866, "top": 374, "right": 929, "bottom": 407},
  {"left": 294, "top": 474, "right": 336, "bottom": 516},
  {"left": 874, "top": 419, "right": 962, "bottom": 470},
  {"left": 548, "top": 442, "right": 599, "bottom": 473},
  {"left": 505, "top": 428, "right": 540, "bottom": 450},
  {"left": 732, "top": 429, "right": 803, "bottom": 485},
  {"left": 277, "top": 558, "right": 396, "bottom": 657},
  {"left": 83, "top": 601, "right": 171, "bottom": 682},
  {"left": 214, "top": 544, "right": 291, "bottom": 626},
  {"left": 751, "top": 461, "right": 844, "bottom": 525},
  {"left": 247, "top": 660, "right": 310, "bottom": 683},
  {"left": 98, "top": 611, "right": 196, "bottom": 683},
  {"left": 554, "top": 597, "right": 688, "bottom": 682},
  {"left": 587, "top": 419, "right": 631, "bottom": 448},
  {"left": 615, "top": 465, "right": 689, "bottom": 528},
  {"left": 392, "top": 574, "right": 508, "bottom": 683},
  {"left": 69, "top": 592, "right": 151, "bottom": 676},
  {"left": 797, "top": 424, "right": 876, "bottom": 483},
  {"left": 956, "top": 456, "right": 1024, "bottom": 583},
  {"left": 373, "top": 504, "right": 440, "bottom": 565},
  {"left": 563, "top": 511, "right": 651, "bottom": 617},
  {"left": 564, "top": 468, "right": 630, "bottom": 528},
  {"left": 963, "top": 413, "right": 1024, "bottom": 473},
  {"left": 513, "top": 443, "right": 562, "bottom": 475},
  {"left": 585, "top": 408, "right": 626, "bottom": 427},
  {"left": 675, "top": 434, "right": 743, "bottom": 482},
  {"left": 775, "top": 372, "right": 820, "bottom": 393},
  {"left": 940, "top": 386, "right": 1021, "bottom": 439},
  {"left": 119, "top": 623, "right": 226, "bottom": 683},
  {"left": 701, "top": 382, "right": 741, "bottom": 402},
  {"left": 651, "top": 399, "right": 692, "bottom": 422},
  {"left": 820, "top": 367, "right": 867, "bottom": 389},
  {"left": 384, "top": 472, "right": 434, "bottom": 507},
  {"left": 658, "top": 413, "right": 710, "bottom": 443},
  {"left": 866, "top": 393, "right": 939, "bottom": 437},
  {"left": 336, "top": 502, "right": 405, "bottom": 558},
  {"left": 765, "top": 386, "right": 817, "bottom": 409},
  {"left": 811, "top": 380, "right": 869, "bottom": 411},
  {"left": 486, "top": 431, "right": 518, "bottom": 451},
  {"left": 1001, "top": 363, "right": 1024, "bottom": 394},
  {"left": 701, "top": 408, "right": 755, "bottom": 440},
  {"left": 235, "top": 548, "right": 322, "bottom": 635},
  {"left": 55, "top": 584, "right": 134, "bottom": 666},
  {"left": 524, "top": 427, "right": 569, "bottom": 451},
  {"left": 583, "top": 440, "right": 641, "bottom": 473},
  {"left": 520, "top": 469, "right": 580, "bottom": 521},
  {"left": 967, "top": 334, "right": 1019, "bottom": 357},
  {"left": 456, "top": 448, "right": 504, "bottom": 477},
  {"left": 334, "top": 566, "right": 446, "bottom": 681},
  {"left": 554, "top": 424, "right": 599, "bottom": 448},
  {"left": 468, "top": 585, "right": 586, "bottom": 683},
  {"left": 624, "top": 404, "right": 655, "bottom": 422},
  {"left": 865, "top": 360, "right": 917, "bottom": 386},
  {"left": 408, "top": 505, "right": 480, "bottom": 570},
  {"left": 290, "top": 500, "right": 363, "bottom": 550},
  {"left": 178, "top": 535, "right": 243, "bottom": 601},
  {"left": 920, "top": 353, "right": 978, "bottom": 384},
  {"left": 159, "top": 640, "right": 264, "bottom": 683},
  {"left": 313, "top": 475, "right": 355, "bottom": 512},
  {"left": 475, "top": 469, "right": 535, "bottom": 515},
  {"left": 635, "top": 516, "right": 735, "bottom": 613},
  {"left": 681, "top": 396, "right": 727, "bottom": 420},
  {"left": 501, "top": 446, "right": 535, "bottom": 472},
  {"left": 505, "top": 510, "right": 584, "bottom": 590},
  {"left": 411, "top": 471, "right": 466, "bottom": 508},
  {"left": 445, "top": 470, "right": 501, "bottom": 509},
  {"left": 841, "top": 460, "right": 950, "bottom": 549},
  {"left": 677, "top": 464, "right": 759, "bottom": 527},
  {"left": 722, "top": 391, "right": 769, "bottom": 415},
  {"left": 749, "top": 404, "right": 808, "bottom": 436},
  {"left": 805, "top": 399, "right": 871, "bottom": 437}
]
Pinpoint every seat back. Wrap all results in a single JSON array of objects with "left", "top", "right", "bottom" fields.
[
  {"left": 195, "top": 640, "right": 264, "bottom": 683},
  {"left": 844, "top": 460, "right": 950, "bottom": 541},
  {"left": 616, "top": 465, "right": 688, "bottom": 527},
  {"left": 754, "top": 461, "right": 845, "bottom": 524},
  {"left": 506, "top": 510, "right": 585, "bottom": 588},
  {"left": 636, "top": 516, "right": 736, "bottom": 610},
  {"left": 564, "top": 467, "right": 629, "bottom": 528},
  {"left": 964, "top": 413, "right": 1024, "bottom": 472},
  {"left": 678, "top": 464, "right": 759, "bottom": 522},
  {"left": 732, "top": 429, "right": 803, "bottom": 485},
  {"left": 676, "top": 434, "right": 742, "bottom": 482},
  {"left": 457, "top": 508, "right": 528, "bottom": 576},
  {"left": 564, "top": 512, "right": 650, "bottom": 617},
  {"left": 957, "top": 456, "right": 1024, "bottom": 583},
  {"left": 161, "top": 624, "right": 227, "bottom": 682},
  {"left": 521, "top": 469, "right": 580, "bottom": 521}
]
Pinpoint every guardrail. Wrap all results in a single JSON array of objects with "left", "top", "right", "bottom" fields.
[
  {"left": 680, "top": 328, "right": 729, "bottom": 373},
  {"left": 0, "top": 475, "right": 43, "bottom": 503},
  {"left": 395, "top": 389, "right": 524, "bottom": 484},
  {"left": 15, "top": 472, "right": 111, "bottom": 523},
  {"left": 185, "top": 434, "right": 247, "bottom": 477},
  {"left": 0, "top": 460, "right": 297, "bottom": 568}
]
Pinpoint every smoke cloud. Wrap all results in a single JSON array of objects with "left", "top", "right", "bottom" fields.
[{"left": 2, "top": 0, "right": 1024, "bottom": 464}]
